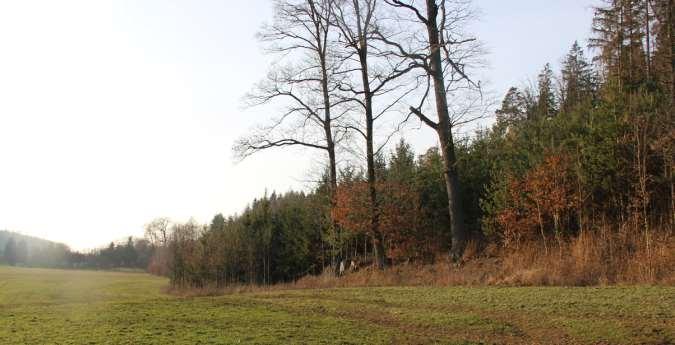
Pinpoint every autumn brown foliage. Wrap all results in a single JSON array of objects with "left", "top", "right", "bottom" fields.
[
  {"left": 496, "top": 153, "right": 578, "bottom": 249},
  {"left": 334, "top": 180, "right": 441, "bottom": 263},
  {"left": 290, "top": 227, "right": 674, "bottom": 288}
]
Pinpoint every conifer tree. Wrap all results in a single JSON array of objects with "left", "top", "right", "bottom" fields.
[
  {"left": 495, "top": 87, "right": 528, "bottom": 129},
  {"left": 560, "top": 41, "right": 596, "bottom": 111},
  {"left": 537, "top": 63, "right": 557, "bottom": 118},
  {"left": 591, "top": 0, "right": 650, "bottom": 88}
]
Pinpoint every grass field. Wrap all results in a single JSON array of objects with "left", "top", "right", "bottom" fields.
[{"left": 0, "top": 266, "right": 673, "bottom": 344}]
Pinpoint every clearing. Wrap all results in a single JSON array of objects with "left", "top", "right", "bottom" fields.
[{"left": 0, "top": 266, "right": 673, "bottom": 344}]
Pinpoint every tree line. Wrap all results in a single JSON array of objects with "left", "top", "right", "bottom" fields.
[
  {"left": 1, "top": 230, "right": 154, "bottom": 270},
  {"left": 146, "top": 143, "right": 463, "bottom": 286},
  {"left": 149, "top": 0, "right": 673, "bottom": 288}
]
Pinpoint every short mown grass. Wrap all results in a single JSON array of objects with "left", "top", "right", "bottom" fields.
[{"left": 0, "top": 266, "right": 673, "bottom": 344}]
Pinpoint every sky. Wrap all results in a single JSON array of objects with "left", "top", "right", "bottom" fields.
[{"left": 0, "top": 0, "right": 597, "bottom": 250}]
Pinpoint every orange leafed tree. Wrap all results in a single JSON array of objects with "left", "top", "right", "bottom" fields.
[
  {"left": 497, "top": 153, "right": 577, "bottom": 248},
  {"left": 333, "top": 181, "right": 371, "bottom": 237},
  {"left": 334, "top": 180, "right": 440, "bottom": 262}
]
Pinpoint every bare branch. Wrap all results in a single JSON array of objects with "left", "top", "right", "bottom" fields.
[
  {"left": 234, "top": 136, "right": 328, "bottom": 161},
  {"left": 384, "top": 0, "right": 428, "bottom": 24},
  {"left": 408, "top": 106, "right": 438, "bottom": 129}
]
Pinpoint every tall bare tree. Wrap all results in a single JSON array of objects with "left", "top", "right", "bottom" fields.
[
  {"left": 234, "top": 0, "right": 347, "bottom": 266},
  {"left": 383, "top": 0, "right": 486, "bottom": 262},
  {"left": 145, "top": 217, "right": 172, "bottom": 275},
  {"left": 145, "top": 217, "right": 171, "bottom": 247},
  {"left": 332, "top": 0, "right": 416, "bottom": 269}
]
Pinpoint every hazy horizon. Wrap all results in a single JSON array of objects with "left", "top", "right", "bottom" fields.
[{"left": 0, "top": 0, "right": 596, "bottom": 251}]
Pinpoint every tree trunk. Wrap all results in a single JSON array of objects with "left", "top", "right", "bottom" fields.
[
  {"left": 363, "top": 53, "right": 386, "bottom": 270},
  {"left": 350, "top": 0, "right": 386, "bottom": 270},
  {"left": 670, "top": 0, "right": 674, "bottom": 105},
  {"left": 645, "top": 0, "right": 652, "bottom": 77},
  {"left": 425, "top": 0, "right": 468, "bottom": 262},
  {"left": 321, "top": 53, "right": 340, "bottom": 272},
  {"left": 311, "top": 0, "right": 340, "bottom": 271}
]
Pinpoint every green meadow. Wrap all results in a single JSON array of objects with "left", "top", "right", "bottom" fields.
[{"left": 0, "top": 266, "right": 673, "bottom": 344}]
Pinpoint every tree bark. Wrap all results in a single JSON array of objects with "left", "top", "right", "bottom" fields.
[
  {"left": 670, "top": 0, "right": 674, "bottom": 105},
  {"left": 425, "top": 0, "right": 467, "bottom": 262},
  {"left": 335, "top": 0, "right": 387, "bottom": 269},
  {"left": 360, "top": 27, "right": 387, "bottom": 271},
  {"left": 316, "top": 6, "right": 341, "bottom": 270}
]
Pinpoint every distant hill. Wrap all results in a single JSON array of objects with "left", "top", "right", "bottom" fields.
[
  {"left": 0, "top": 230, "right": 153, "bottom": 270},
  {"left": 0, "top": 230, "right": 68, "bottom": 253},
  {"left": 0, "top": 230, "right": 71, "bottom": 267}
]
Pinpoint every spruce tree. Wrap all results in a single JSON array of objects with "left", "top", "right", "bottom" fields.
[
  {"left": 561, "top": 41, "right": 596, "bottom": 111},
  {"left": 537, "top": 63, "right": 557, "bottom": 118},
  {"left": 496, "top": 87, "right": 528, "bottom": 128}
]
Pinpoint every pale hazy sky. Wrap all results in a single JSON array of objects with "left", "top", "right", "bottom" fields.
[{"left": 0, "top": 0, "right": 596, "bottom": 250}]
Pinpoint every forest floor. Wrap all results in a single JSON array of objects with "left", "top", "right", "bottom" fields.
[{"left": 0, "top": 266, "right": 673, "bottom": 345}]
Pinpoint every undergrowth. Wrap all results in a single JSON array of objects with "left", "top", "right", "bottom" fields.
[{"left": 172, "top": 227, "right": 674, "bottom": 296}]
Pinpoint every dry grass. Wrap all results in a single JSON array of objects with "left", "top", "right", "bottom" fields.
[
  {"left": 165, "top": 283, "right": 275, "bottom": 297},
  {"left": 290, "top": 227, "right": 675, "bottom": 289},
  {"left": 167, "top": 227, "right": 674, "bottom": 296},
  {"left": 494, "top": 226, "right": 675, "bottom": 286}
]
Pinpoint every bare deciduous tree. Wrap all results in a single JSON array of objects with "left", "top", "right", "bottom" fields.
[
  {"left": 383, "top": 0, "right": 488, "bottom": 261},
  {"left": 234, "top": 0, "right": 347, "bottom": 267},
  {"left": 145, "top": 217, "right": 172, "bottom": 275},
  {"left": 235, "top": 0, "right": 342, "bottom": 188},
  {"left": 332, "top": 0, "right": 417, "bottom": 269},
  {"left": 145, "top": 217, "right": 170, "bottom": 247}
]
